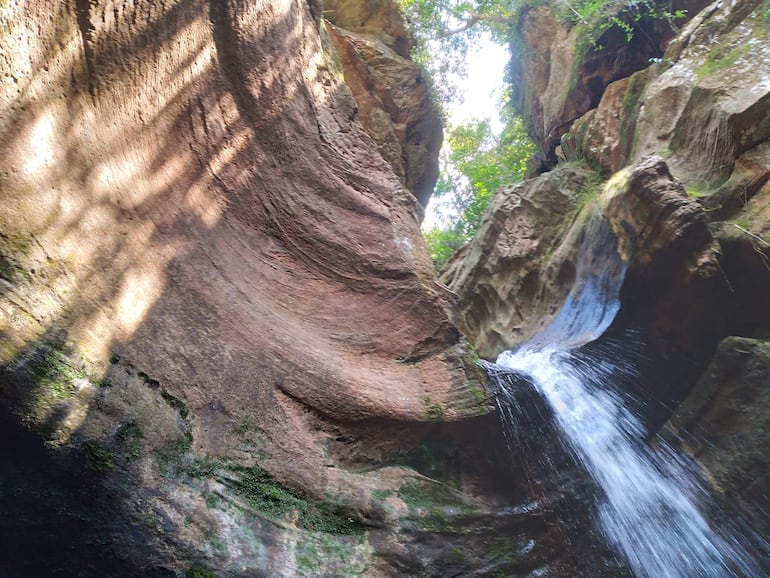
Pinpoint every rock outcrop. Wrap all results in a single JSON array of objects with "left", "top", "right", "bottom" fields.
[
  {"left": 445, "top": 155, "right": 731, "bottom": 417},
  {"left": 510, "top": 0, "right": 712, "bottom": 170},
  {"left": 442, "top": 164, "right": 601, "bottom": 354},
  {"left": 662, "top": 336, "right": 770, "bottom": 538},
  {"left": 562, "top": 0, "right": 770, "bottom": 192},
  {"left": 0, "top": 1, "right": 506, "bottom": 575},
  {"left": 451, "top": 0, "right": 770, "bottom": 557},
  {"left": 325, "top": 0, "right": 443, "bottom": 208}
]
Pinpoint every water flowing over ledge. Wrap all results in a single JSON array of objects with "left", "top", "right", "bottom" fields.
[{"left": 485, "top": 211, "right": 766, "bottom": 577}]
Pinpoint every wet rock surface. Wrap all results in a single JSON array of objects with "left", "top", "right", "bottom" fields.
[
  {"left": 662, "top": 337, "right": 770, "bottom": 539},
  {"left": 452, "top": 0, "right": 770, "bottom": 570}
]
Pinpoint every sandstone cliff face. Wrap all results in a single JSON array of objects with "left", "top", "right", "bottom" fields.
[
  {"left": 510, "top": 0, "right": 712, "bottom": 169},
  {"left": 325, "top": 0, "right": 443, "bottom": 208},
  {"left": 0, "top": 1, "right": 512, "bottom": 575},
  {"left": 450, "top": 0, "right": 770, "bottom": 552}
]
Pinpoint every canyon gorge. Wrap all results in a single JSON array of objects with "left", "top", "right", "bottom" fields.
[{"left": 1, "top": 0, "right": 768, "bottom": 575}]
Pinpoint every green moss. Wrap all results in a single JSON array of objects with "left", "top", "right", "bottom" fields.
[
  {"left": 233, "top": 411, "right": 268, "bottom": 458},
  {"left": 685, "top": 182, "right": 710, "bottom": 198},
  {"left": 227, "top": 466, "right": 366, "bottom": 535},
  {"left": 0, "top": 233, "right": 34, "bottom": 283},
  {"left": 188, "top": 454, "right": 222, "bottom": 479},
  {"left": 423, "top": 397, "right": 445, "bottom": 421},
  {"left": 114, "top": 421, "right": 143, "bottom": 460},
  {"left": 83, "top": 441, "right": 114, "bottom": 472},
  {"left": 397, "top": 478, "right": 479, "bottom": 531},
  {"left": 209, "top": 537, "right": 225, "bottom": 554},
  {"left": 371, "top": 488, "right": 393, "bottom": 502},
  {"left": 317, "top": 532, "right": 358, "bottom": 562},
  {"left": 184, "top": 566, "right": 217, "bottom": 578},
  {"left": 398, "top": 479, "right": 435, "bottom": 512},
  {"left": 204, "top": 492, "right": 221, "bottom": 509},
  {"left": 295, "top": 532, "right": 366, "bottom": 576},
  {"left": 30, "top": 346, "right": 88, "bottom": 400},
  {"left": 618, "top": 70, "right": 647, "bottom": 154},
  {"left": 296, "top": 539, "right": 321, "bottom": 574},
  {"left": 156, "top": 430, "right": 193, "bottom": 477},
  {"left": 564, "top": 0, "right": 687, "bottom": 64},
  {"left": 470, "top": 382, "right": 488, "bottom": 408},
  {"left": 697, "top": 42, "right": 750, "bottom": 81},
  {"left": 0, "top": 253, "right": 20, "bottom": 282},
  {"left": 461, "top": 342, "right": 491, "bottom": 411},
  {"left": 235, "top": 412, "right": 261, "bottom": 436}
]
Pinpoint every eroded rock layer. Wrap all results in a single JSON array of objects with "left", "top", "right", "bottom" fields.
[{"left": 0, "top": 1, "right": 514, "bottom": 575}]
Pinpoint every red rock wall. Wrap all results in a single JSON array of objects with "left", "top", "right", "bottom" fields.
[{"left": 0, "top": 0, "right": 487, "bottom": 493}]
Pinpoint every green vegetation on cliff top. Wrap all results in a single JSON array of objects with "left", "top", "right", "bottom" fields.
[{"left": 403, "top": 0, "right": 685, "bottom": 268}]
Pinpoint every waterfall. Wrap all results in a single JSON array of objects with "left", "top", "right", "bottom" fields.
[{"left": 486, "top": 212, "right": 764, "bottom": 577}]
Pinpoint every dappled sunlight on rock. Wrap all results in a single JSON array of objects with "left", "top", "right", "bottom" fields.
[
  {"left": 0, "top": 1, "right": 495, "bottom": 575},
  {"left": 21, "top": 108, "right": 57, "bottom": 177}
]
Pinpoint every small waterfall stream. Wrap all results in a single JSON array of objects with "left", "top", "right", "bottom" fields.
[{"left": 486, "top": 213, "right": 764, "bottom": 577}]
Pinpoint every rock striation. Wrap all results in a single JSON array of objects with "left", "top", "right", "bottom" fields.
[
  {"left": 0, "top": 1, "right": 506, "bottom": 576},
  {"left": 324, "top": 0, "right": 443, "bottom": 208}
]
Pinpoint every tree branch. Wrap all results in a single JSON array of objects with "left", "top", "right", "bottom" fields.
[{"left": 438, "top": 13, "right": 513, "bottom": 38}]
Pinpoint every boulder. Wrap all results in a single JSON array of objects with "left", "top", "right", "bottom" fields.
[
  {"left": 442, "top": 164, "right": 602, "bottom": 356},
  {"left": 561, "top": 69, "right": 650, "bottom": 175},
  {"left": 661, "top": 337, "right": 770, "bottom": 538}
]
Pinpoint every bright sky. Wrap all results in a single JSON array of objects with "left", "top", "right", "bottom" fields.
[
  {"left": 446, "top": 36, "right": 509, "bottom": 132},
  {"left": 423, "top": 34, "right": 510, "bottom": 229}
]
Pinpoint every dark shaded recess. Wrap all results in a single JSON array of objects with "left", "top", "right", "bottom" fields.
[
  {"left": 571, "top": 326, "right": 691, "bottom": 434},
  {"left": 610, "top": 247, "right": 733, "bottom": 433},
  {"left": 489, "top": 368, "right": 594, "bottom": 498},
  {"left": 305, "top": 0, "right": 323, "bottom": 26},
  {"left": 324, "top": 403, "right": 625, "bottom": 576},
  {"left": 73, "top": 0, "right": 97, "bottom": 98},
  {"left": 0, "top": 336, "right": 178, "bottom": 578},
  {"left": 719, "top": 237, "right": 770, "bottom": 339},
  {"left": 0, "top": 408, "right": 169, "bottom": 577}
]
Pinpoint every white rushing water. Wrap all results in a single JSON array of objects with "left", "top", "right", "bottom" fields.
[
  {"left": 495, "top": 346, "right": 759, "bottom": 577},
  {"left": 490, "top": 212, "right": 763, "bottom": 577}
]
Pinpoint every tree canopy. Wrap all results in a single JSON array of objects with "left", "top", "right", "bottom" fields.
[
  {"left": 426, "top": 109, "right": 534, "bottom": 269},
  {"left": 398, "top": 1, "right": 532, "bottom": 269},
  {"left": 401, "top": 0, "right": 685, "bottom": 269}
]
